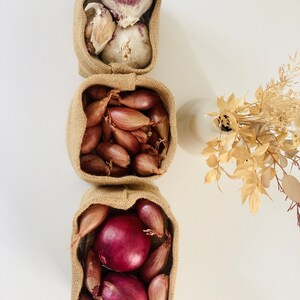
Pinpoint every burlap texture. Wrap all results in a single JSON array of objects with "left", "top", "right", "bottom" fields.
[
  {"left": 71, "top": 183, "right": 178, "bottom": 300},
  {"left": 73, "top": 0, "right": 161, "bottom": 77},
  {"left": 66, "top": 73, "right": 177, "bottom": 185}
]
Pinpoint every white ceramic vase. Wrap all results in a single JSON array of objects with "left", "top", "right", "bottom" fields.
[{"left": 176, "top": 98, "right": 218, "bottom": 155}]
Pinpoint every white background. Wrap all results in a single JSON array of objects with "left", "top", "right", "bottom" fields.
[{"left": 1, "top": 0, "right": 300, "bottom": 299}]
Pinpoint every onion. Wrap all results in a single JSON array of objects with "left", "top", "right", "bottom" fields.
[
  {"left": 101, "top": 23, "right": 152, "bottom": 69},
  {"left": 100, "top": 272, "right": 148, "bottom": 300},
  {"left": 102, "top": 0, "right": 153, "bottom": 28},
  {"left": 79, "top": 294, "right": 92, "bottom": 300},
  {"left": 94, "top": 214, "right": 151, "bottom": 272}
]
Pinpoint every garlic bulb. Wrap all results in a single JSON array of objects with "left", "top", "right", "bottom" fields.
[
  {"left": 102, "top": 0, "right": 153, "bottom": 28},
  {"left": 101, "top": 23, "right": 152, "bottom": 68},
  {"left": 84, "top": 3, "right": 116, "bottom": 55}
]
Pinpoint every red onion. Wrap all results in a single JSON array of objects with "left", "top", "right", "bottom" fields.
[
  {"left": 136, "top": 198, "right": 165, "bottom": 238},
  {"left": 100, "top": 272, "right": 148, "bottom": 300},
  {"left": 94, "top": 214, "right": 151, "bottom": 272}
]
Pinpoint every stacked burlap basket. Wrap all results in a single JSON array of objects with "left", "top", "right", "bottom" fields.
[{"left": 68, "top": 0, "right": 178, "bottom": 299}]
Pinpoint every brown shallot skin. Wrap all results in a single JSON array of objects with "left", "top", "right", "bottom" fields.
[
  {"left": 119, "top": 89, "right": 160, "bottom": 111},
  {"left": 80, "top": 125, "right": 103, "bottom": 154},
  {"left": 79, "top": 294, "right": 93, "bottom": 300},
  {"left": 148, "top": 101, "right": 168, "bottom": 124},
  {"left": 139, "top": 233, "right": 172, "bottom": 282},
  {"left": 110, "top": 124, "right": 141, "bottom": 155},
  {"left": 132, "top": 153, "right": 164, "bottom": 176},
  {"left": 80, "top": 154, "right": 111, "bottom": 176},
  {"left": 85, "top": 249, "right": 102, "bottom": 297},
  {"left": 85, "top": 96, "right": 111, "bottom": 128},
  {"left": 108, "top": 107, "right": 151, "bottom": 131},
  {"left": 85, "top": 85, "right": 111, "bottom": 102},
  {"left": 109, "top": 165, "right": 130, "bottom": 177},
  {"left": 148, "top": 274, "right": 169, "bottom": 300},
  {"left": 72, "top": 204, "right": 109, "bottom": 249},
  {"left": 96, "top": 142, "right": 130, "bottom": 168},
  {"left": 102, "top": 117, "right": 113, "bottom": 142},
  {"left": 131, "top": 128, "right": 150, "bottom": 144},
  {"left": 136, "top": 198, "right": 165, "bottom": 238}
]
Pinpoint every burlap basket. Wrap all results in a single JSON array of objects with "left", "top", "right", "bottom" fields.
[
  {"left": 71, "top": 183, "right": 178, "bottom": 300},
  {"left": 66, "top": 73, "right": 177, "bottom": 185},
  {"left": 73, "top": 0, "right": 161, "bottom": 77}
]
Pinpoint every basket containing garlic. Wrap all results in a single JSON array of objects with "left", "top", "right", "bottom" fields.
[
  {"left": 74, "top": 0, "right": 161, "bottom": 76},
  {"left": 71, "top": 184, "right": 178, "bottom": 300}
]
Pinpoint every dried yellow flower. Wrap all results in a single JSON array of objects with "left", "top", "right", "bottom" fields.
[{"left": 203, "top": 54, "right": 300, "bottom": 225}]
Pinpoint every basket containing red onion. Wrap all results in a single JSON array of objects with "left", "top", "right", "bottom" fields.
[
  {"left": 66, "top": 73, "right": 177, "bottom": 185},
  {"left": 71, "top": 184, "right": 178, "bottom": 300},
  {"left": 74, "top": 0, "right": 161, "bottom": 77}
]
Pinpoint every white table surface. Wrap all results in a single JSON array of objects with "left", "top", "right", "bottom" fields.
[{"left": 1, "top": 0, "right": 300, "bottom": 299}]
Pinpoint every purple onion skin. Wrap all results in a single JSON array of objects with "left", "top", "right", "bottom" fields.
[
  {"left": 100, "top": 272, "right": 148, "bottom": 300},
  {"left": 94, "top": 214, "right": 151, "bottom": 272}
]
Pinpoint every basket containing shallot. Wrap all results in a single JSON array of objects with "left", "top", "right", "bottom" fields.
[{"left": 66, "top": 73, "right": 177, "bottom": 185}]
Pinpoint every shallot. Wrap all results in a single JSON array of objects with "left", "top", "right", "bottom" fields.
[
  {"left": 96, "top": 142, "right": 130, "bottom": 168},
  {"left": 81, "top": 125, "right": 103, "bottom": 154},
  {"left": 132, "top": 153, "right": 164, "bottom": 176},
  {"left": 139, "top": 233, "right": 172, "bottom": 282},
  {"left": 80, "top": 154, "right": 111, "bottom": 176},
  {"left": 148, "top": 274, "right": 169, "bottom": 300},
  {"left": 136, "top": 198, "right": 165, "bottom": 238}
]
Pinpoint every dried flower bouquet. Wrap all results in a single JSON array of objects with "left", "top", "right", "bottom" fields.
[{"left": 203, "top": 54, "right": 300, "bottom": 225}]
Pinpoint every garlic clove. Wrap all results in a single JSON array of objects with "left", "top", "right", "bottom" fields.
[
  {"left": 102, "top": 0, "right": 153, "bottom": 28},
  {"left": 84, "top": 2, "right": 116, "bottom": 55},
  {"left": 101, "top": 22, "right": 152, "bottom": 69}
]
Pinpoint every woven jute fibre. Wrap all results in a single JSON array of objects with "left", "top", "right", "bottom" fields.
[
  {"left": 66, "top": 73, "right": 177, "bottom": 186},
  {"left": 73, "top": 0, "right": 161, "bottom": 77},
  {"left": 71, "top": 183, "right": 179, "bottom": 300}
]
